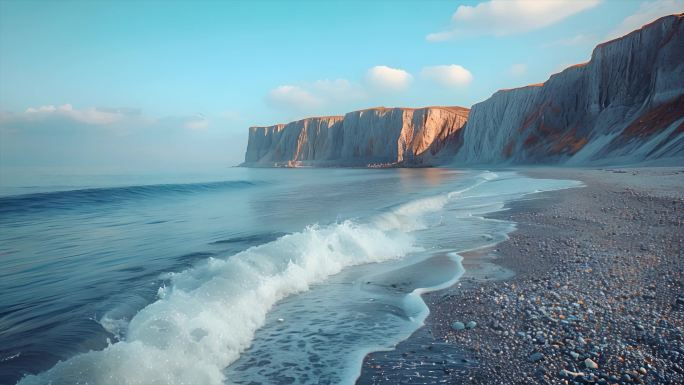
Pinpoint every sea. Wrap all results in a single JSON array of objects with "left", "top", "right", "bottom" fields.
[{"left": 0, "top": 167, "right": 580, "bottom": 384}]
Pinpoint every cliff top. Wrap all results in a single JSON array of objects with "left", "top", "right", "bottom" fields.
[
  {"left": 249, "top": 115, "right": 343, "bottom": 130},
  {"left": 354, "top": 105, "right": 469, "bottom": 113},
  {"left": 491, "top": 13, "right": 682, "bottom": 97},
  {"left": 498, "top": 83, "right": 545, "bottom": 92},
  {"left": 251, "top": 105, "right": 470, "bottom": 129},
  {"left": 594, "top": 12, "right": 682, "bottom": 50}
]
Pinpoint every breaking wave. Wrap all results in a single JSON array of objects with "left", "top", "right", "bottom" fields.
[{"left": 17, "top": 173, "right": 500, "bottom": 385}]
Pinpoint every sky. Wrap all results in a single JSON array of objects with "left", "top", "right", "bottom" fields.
[{"left": 0, "top": 0, "right": 682, "bottom": 175}]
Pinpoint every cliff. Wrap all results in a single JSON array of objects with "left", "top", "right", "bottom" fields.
[
  {"left": 454, "top": 13, "right": 684, "bottom": 165},
  {"left": 243, "top": 14, "right": 683, "bottom": 168},
  {"left": 243, "top": 106, "right": 469, "bottom": 167}
]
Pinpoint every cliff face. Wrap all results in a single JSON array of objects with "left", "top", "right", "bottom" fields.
[
  {"left": 244, "top": 116, "right": 344, "bottom": 166},
  {"left": 455, "top": 13, "right": 684, "bottom": 165},
  {"left": 244, "top": 14, "right": 683, "bottom": 168},
  {"left": 243, "top": 106, "right": 469, "bottom": 167}
]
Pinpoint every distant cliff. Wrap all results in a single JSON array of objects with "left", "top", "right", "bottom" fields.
[
  {"left": 244, "top": 14, "right": 683, "bottom": 168},
  {"left": 455, "top": 13, "right": 684, "bottom": 165},
  {"left": 243, "top": 106, "right": 469, "bottom": 167}
]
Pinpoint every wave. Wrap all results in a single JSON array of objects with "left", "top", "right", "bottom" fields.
[
  {"left": 372, "top": 171, "right": 498, "bottom": 232},
  {"left": 17, "top": 224, "right": 414, "bottom": 385},
  {"left": 0, "top": 180, "right": 259, "bottom": 215},
  {"left": 16, "top": 172, "right": 497, "bottom": 385}
]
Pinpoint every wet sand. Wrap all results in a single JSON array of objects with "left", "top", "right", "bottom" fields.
[{"left": 358, "top": 167, "right": 684, "bottom": 385}]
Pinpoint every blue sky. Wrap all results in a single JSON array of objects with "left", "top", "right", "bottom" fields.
[{"left": 1, "top": 0, "right": 682, "bottom": 172}]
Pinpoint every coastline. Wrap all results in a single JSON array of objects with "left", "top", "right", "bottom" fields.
[{"left": 357, "top": 166, "right": 684, "bottom": 385}]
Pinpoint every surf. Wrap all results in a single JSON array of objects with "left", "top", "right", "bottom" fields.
[
  {"left": 13, "top": 170, "right": 581, "bottom": 385},
  {"left": 17, "top": 174, "right": 490, "bottom": 385}
]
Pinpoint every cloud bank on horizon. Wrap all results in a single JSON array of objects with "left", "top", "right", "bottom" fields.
[
  {"left": 0, "top": 104, "right": 242, "bottom": 173},
  {"left": 0, "top": 0, "right": 682, "bottom": 171}
]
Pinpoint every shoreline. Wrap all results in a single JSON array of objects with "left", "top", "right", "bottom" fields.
[{"left": 357, "top": 166, "right": 684, "bottom": 385}]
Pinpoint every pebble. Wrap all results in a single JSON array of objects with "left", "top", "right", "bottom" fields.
[
  {"left": 404, "top": 171, "right": 684, "bottom": 385},
  {"left": 584, "top": 358, "right": 598, "bottom": 369},
  {"left": 451, "top": 321, "right": 465, "bottom": 331}
]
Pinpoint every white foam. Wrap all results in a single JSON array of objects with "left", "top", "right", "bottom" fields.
[
  {"left": 19, "top": 170, "right": 581, "bottom": 385},
  {"left": 18, "top": 183, "right": 463, "bottom": 385},
  {"left": 374, "top": 171, "right": 498, "bottom": 232}
]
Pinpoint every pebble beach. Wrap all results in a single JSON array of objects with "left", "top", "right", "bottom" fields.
[{"left": 359, "top": 167, "right": 684, "bottom": 385}]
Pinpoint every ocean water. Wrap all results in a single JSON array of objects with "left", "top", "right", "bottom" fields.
[{"left": 0, "top": 168, "right": 580, "bottom": 385}]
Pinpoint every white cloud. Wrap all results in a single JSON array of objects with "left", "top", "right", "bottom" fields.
[
  {"left": 266, "top": 79, "right": 368, "bottom": 112},
  {"left": 365, "top": 65, "right": 413, "bottom": 91},
  {"left": 266, "top": 77, "right": 370, "bottom": 113},
  {"left": 266, "top": 66, "right": 412, "bottom": 113},
  {"left": 1, "top": 107, "right": 246, "bottom": 171},
  {"left": 607, "top": 0, "right": 683, "bottom": 40},
  {"left": 267, "top": 85, "right": 322, "bottom": 111},
  {"left": 24, "top": 104, "right": 126, "bottom": 125},
  {"left": 427, "top": 0, "right": 601, "bottom": 41},
  {"left": 25, "top": 105, "right": 57, "bottom": 113},
  {"left": 421, "top": 64, "right": 473, "bottom": 87},
  {"left": 509, "top": 63, "right": 527, "bottom": 77},
  {"left": 4, "top": 105, "right": 218, "bottom": 134}
]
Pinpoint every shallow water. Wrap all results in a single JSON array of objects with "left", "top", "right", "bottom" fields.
[{"left": 0, "top": 168, "right": 580, "bottom": 384}]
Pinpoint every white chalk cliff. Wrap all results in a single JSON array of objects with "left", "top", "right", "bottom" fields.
[
  {"left": 455, "top": 13, "right": 684, "bottom": 165},
  {"left": 243, "top": 107, "right": 469, "bottom": 167},
  {"left": 244, "top": 14, "right": 684, "bottom": 167}
]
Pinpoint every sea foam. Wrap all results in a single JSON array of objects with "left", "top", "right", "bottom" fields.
[{"left": 17, "top": 173, "right": 496, "bottom": 385}]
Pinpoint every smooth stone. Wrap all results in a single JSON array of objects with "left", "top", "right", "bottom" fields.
[
  {"left": 560, "top": 369, "right": 585, "bottom": 378},
  {"left": 466, "top": 321, "right": 477, "bottom": 329},
  {"left": 451, "top": 321, "right": 465, "bottom": 331},
  {"left": 584, "top": 358, "right": 599, "bottom": 369}
]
